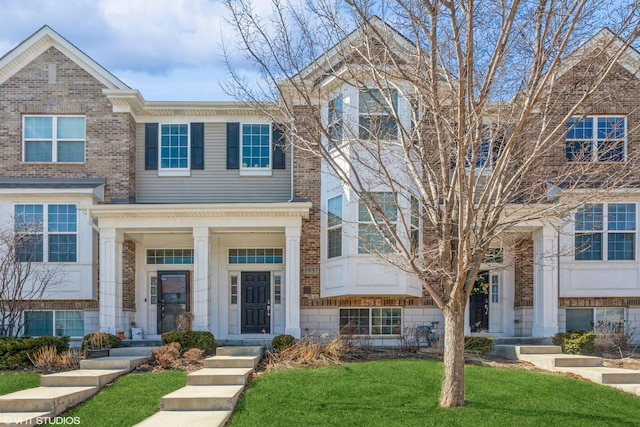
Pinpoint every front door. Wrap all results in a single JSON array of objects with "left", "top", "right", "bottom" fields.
[
  {"left": 241, "top": 272, "right": 270, "bottom": 334},
  {"left": 157, "top": 271, "right": 190, "bottom": 334},
  {"left": 469, "top": 271, "right": 489, "bottom": 332}
]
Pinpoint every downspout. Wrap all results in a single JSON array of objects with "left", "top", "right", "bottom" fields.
[
  {"left": 288, "top": 118, "right": 295, "bottom": 202},
  {"left": 84, "top": 208, "right": 100, "bottom": 233}
]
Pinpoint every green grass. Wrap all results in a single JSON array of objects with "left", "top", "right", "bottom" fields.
[
  {"left": 229, "top": 360, "right": 640, "bottom": 427},
  {"left": 65, "top": 370, "right": 186, "bottom": 426},
  {"left": 0, "top": 372, "right": 40, "bottom": 395}
]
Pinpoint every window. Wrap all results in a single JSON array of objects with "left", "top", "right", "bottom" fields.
[
  {"left": 328, "top": 95, "right": 343, "bottom": 145},
  {"left": 230, "top": 275, "right": 238, "bottom": 304},
  {"left": 24, "top": 311, "right": 84, "bottom": 337},
  {"left": 358, "top": 192, "right": 397, "bottom": 254},
  {"left": 359, "top": 89, "right": 398, "bottom": 140},
  {"left": 575, "top": 203, "right": 635, "bottom": 261},
  {"left": 146, "top": 249, "right": 194, "bottom": 265},
  {"left": 15, "top": 204, "right": 77, "bottom": 263},
  {"left": 241, "top": 124, "right": 271, "bottom": 169},
  {"left": 339, "top": 308, "right": 402, "bottom": 335},
  {"left": 566, "top": 116, "right": 626, "bottom": 162},
  {"left": 228, "top": 248, "right": 283, "bottom": 264},
  {"left": 327, "top": 195, "right": 342, "bottom": 258},
  {"left": 23, "top": 115, "right": 85, "bottom": 163},
  {"left": 160, "top": 124, "right": 189, "bottom": 171},
  {"left": 566, "top": 308, "right": 624, "bottom": 332},
  {"left": 410, "top": 196, "right": 420, "bottom": 252}
]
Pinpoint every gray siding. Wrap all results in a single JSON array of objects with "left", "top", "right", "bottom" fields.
[{"left": 136, "top": 122, "right": 291, "bottom": 203}]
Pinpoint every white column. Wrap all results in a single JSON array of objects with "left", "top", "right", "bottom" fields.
[
  {"left": 99, "top": 228, "right": 123, "bottom": 335},
  {"left": 532, "top": 226, "right": 559, "bottom": 337},
  {"left": 285, "top": 225, "right": 302, "bottom": 338},
  {"left": 192, "top": 227, "right": 211, "bottom": 332}
]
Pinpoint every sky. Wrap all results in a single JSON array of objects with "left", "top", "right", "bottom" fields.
[{"left": 0, "top": 0, "right": 270, "bottom": 101}]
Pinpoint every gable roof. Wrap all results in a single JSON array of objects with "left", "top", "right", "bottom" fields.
[
  {"left": 292, "top": 16, "right": 416, "bottom": 87},
  {"left": 0, "top": 25, "right": 129, "bottom": 89},
  {"left": 554, "top": 27, "right": 640, "bottom": 80}
]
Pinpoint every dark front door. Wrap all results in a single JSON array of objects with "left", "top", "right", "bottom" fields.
[
  {"left": 157, "top": 271, "right": 190, "bottom": 334},
  {"left": 241, "top": 272, "right": 270, "bottom": 334},
  {"left": 469, "top": 271, "right": 489, "bottom": 332}
]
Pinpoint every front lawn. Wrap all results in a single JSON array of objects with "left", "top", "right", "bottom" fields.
[
  {"left": 64, "top": 370, "right": 186, "bottom": 426},
  {"left": 229, "top": 359, "right": 640, "bottom": 426},
  {"left": 0, "top": 372, "right": 40, "bottom": 395}
]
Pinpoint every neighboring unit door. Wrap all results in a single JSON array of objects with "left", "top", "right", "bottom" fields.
[
  {"left": 469, "top": 271, "right": 490, "bottom": 333},
  {"left": 157, "top": 271, "right": 190, "bottom": 334},
  {"left": 241, "top": 272, "right": 270, "bottom": 334}
]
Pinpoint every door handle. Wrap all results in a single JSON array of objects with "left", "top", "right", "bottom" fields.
[{"left": 267, "top": 304, "right": 271, "bottom": 317}]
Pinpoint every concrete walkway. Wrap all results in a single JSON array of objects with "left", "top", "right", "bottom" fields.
[
  {"left": 0, "top": 348, "right": 152, "bottom": 427},
  {"left": 494, "top": 345, "right": 640, "bottom": 396},
  {"left": 135, "top": 346, "right": 263, "bottom": 427}
]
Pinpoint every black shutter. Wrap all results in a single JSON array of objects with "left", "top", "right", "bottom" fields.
[
  {"left": 272, "top": 124, "right": 286, "bottom": 170},
  {"left": 191, "top": 122, "right": 204, "bottom": 170},
  {"left": 145, "top": 123, "right": 158, "bottom": 170},
  {"left": 226, "top": 122, "right": 240, "bottom": 169}
]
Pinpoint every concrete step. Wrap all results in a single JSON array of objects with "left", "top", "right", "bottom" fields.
[
  {"left": 161, "top": 385, "right": 244, "bottom": 411},
  {"left": 187, "top": 368, "right": 253, "bottom": 386},
  {"left": 215, "top": 339, "right": 270, "bottom": 348},
  {"left": 0, "top": 386, "right": 96, "bottom": 413},
  {"left": 608, "top": 383, "right": 640, "bottom": 396},
  {"left": 120, "top": 339, "right": 162, "bottom": 348},
  {"left": 109, "top": 347, "right": 156, "bottom": 357},
  {"left": 519, "top": 354, "right": 603, "bottom": 370},
  {"left": 204, "top": 355, "right": 260, "bottom": 369},
  {"left": 516, "top": 345, "right": 562, "bottom": 355},
  {"left": 556, "top": 367, "right": 640, "bottom": 384},
  {"left": 40, "top": 369, "right": 126, "bottom": 388},
  {"left": 134, "top": 410, "right": 232, "bottom": 427},
  {"left": 216, "top": 346, "right": 264, "bottom": 357},
  {"left": 0, "top": 411, "right": 52, "bottom": 427},
  {"left": 492, "top": 337, "right": 552, "bottom": 346},
  {"left": 80, "top": 356, "right": 150, "bottom": 371}
]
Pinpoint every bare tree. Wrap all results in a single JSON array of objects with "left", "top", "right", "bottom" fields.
[
  {"left": 223, "top": 0, "right": 640, "bottom": 407},
  {"left": 0, "top": 220, "right": 63, "bottom": 337}
]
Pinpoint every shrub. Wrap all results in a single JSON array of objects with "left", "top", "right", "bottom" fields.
[
  {"left": 271, "top": 334, "right": 296, "bottom": 352},
  {"left": 553, "top": 331, "right": 595, "bottom": 355},
  {"left": 0, "top": 336, "right": 70, "bottom": 369},
  {"left": 464, "top": 336, "right": 494, "bottom": 357},
  {"left": 183, "top": 348, "right": 205, "bottom": 364},
  {"left": 152, "top": 342, "right": 181, "bottom": 368},
  {"left": 161, "top": 331, "right": 215, "bottom": 355},
  {"left": 81, "top": 333, "right": 122, "bottom": 351}
]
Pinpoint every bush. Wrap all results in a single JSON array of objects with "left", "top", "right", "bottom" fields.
[
  {"left": 152, "top": 342, "right": 181, "bottom": 368},
  {"left": 183, "top": 348, "right": 205, "bottom": 364},
  {"left": 271, "top": 334, "right": 296, "bottom": 352},
  {"left": 553, "top": 331, "right": 596, "bottom": 355},
  {"left": 464, "top": 336, "right": 493, "bottom": 357},
  {"left": 161, "top": 331, "right": 215, "bottom": 355},
  {"left": 80, "top": 333, "right": 122, "bottom": 351},
  {"left": 0, "top": 336, "right": 70, "bottom": 369}
]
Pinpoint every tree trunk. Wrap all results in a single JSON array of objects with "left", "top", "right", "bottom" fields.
[{"left": 440, "top": 304, "right": 466, "bottom": 407}]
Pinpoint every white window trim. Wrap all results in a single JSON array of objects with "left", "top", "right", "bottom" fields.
[
  {"left": 566, "top": 115, "right": 628, "bottom": 163},
  {"left": 327, "top": 195, "right": 343, "bottom": 259},
  {"left": 22, "top": 115, "right": 86, "bottom": 164},
  {"left": 240, "top": 122, "right": 272, "bottom": 176},
  {"left": 574, "top": 203, "right": 636, "bottom": 261},
  {"left": 358, "top": 88, "right": 399, "bottom": 142},
  {"left": 158, "top": 123, "right": 191, "bottom": 176},
  {"left": 339, "top": 307, "right": 403, "bottom": 336},
  {"left": 24, "top": 310, "right": 85, "bottom": 338},
  {"left": 14, "top": 203, "right": 78, "bottom": 264}
]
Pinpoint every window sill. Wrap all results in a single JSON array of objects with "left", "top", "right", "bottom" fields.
[
  {"left": 22, "top": 161, "right": 85, "bottom": 165},
  {"left": 240, "top": 168, "right": 273, "bottom": 177},
  {"left": 158, "top": 169, "right": 191, "bottom": 177}
]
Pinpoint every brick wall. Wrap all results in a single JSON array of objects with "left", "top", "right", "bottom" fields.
[
  {"left": 123, "top": 240, "right": 136, "bottom": 311},
  {"left": 514, "top": 238, "right": 534, "bottom": 308},
  {"left": 0, "top": 47, "right": 135, "bottom": 201}
]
